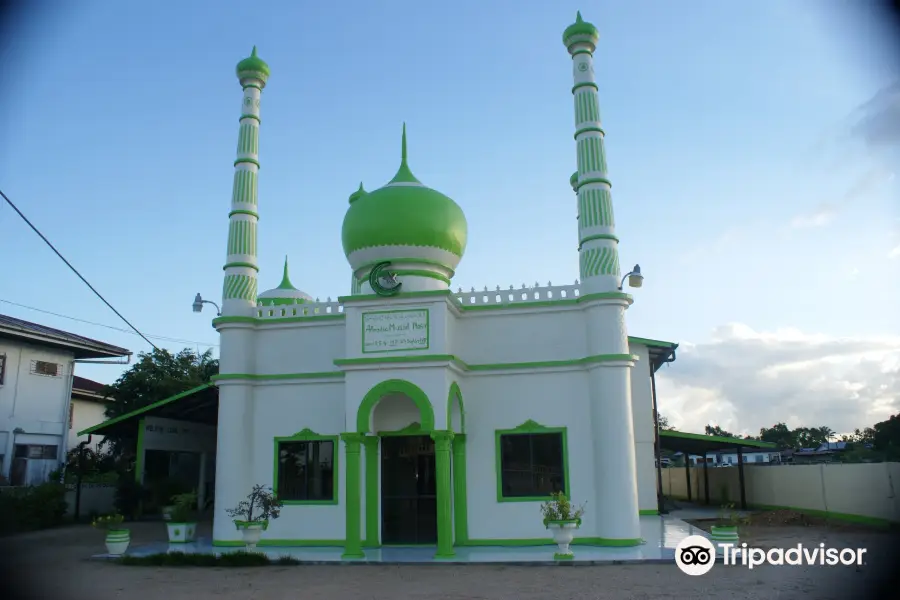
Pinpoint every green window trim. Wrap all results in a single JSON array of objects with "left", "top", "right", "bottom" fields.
[
  {"left": 273, "top": 428, "right": 339, "bottom": 505},
  {"left": 494, "top": 420, "right": 570, "bottom": 503}
]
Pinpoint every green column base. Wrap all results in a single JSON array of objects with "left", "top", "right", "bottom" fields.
[
  {"left": 433, "top": 550, "right": 457, "bottom": 560},
  {"left": 341, "top": 551, "right": 366, "bottom": 560},
  {"left": 554, "top": 552, "right": 575, "bottom": 560}
]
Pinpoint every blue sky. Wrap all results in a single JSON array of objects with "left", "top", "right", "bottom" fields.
[{"left": 2, "top": 1, "right": 898, "bottom": 433}]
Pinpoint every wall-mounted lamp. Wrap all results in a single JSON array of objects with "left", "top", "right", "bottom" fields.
[
  {"left": 192, "top": 293, "right": 221, "bottom": 316},
  {"left": 618, "top": 264, "right": 644, "bottom": 290}
]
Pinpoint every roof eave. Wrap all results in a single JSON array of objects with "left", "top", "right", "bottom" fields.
[{"left": 0, "top": 327, "right": 132, "bottom": 359}]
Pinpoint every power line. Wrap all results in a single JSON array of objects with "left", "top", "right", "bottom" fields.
[
  {"left": 0, "top": 298, "right": 218, "bottom": 348},
  {"left": 0, "top": 187, "right": 160, "bottom": 350}
]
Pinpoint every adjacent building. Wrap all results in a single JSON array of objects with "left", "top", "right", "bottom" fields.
[{"left": 0, "top": 314, "right": 130, "bottom": 485}]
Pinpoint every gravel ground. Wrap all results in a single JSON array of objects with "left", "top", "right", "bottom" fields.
[{"left": 2, "top": 521, "right": 896, "bottom": 600}]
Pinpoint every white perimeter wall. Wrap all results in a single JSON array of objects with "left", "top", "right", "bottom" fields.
[
  {"left": 661, "top": 462, "right": 900, "bottom": 524},
  {"left": 69, "top": 399, "right": 107, "bottom": 450}
]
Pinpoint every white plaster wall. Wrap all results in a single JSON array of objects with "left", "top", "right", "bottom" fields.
[
  {"left": 251, "top": 381, "right": 346, "bottom": 541},
  {"left": 254, "top": 322, "right": 344, "bottom": 375},
  {"left": 628, "top": 344, "right": 657, "bottom": 511},
  {"left": 462, "top": 370, "right": 595, "bottom": 540},
  {"left": 69, "top": 399, "right": 107, "bottom": 450},
  {"left": 372, "top": 394, "right": 421, "bottom": 432},
  {"left": 452, "top": 308, "right": 587, "bottom": 364},
  {"left": 0, "top": 340, "right": 74, "bottom": 475},
  {"left": 344, "top": 299, "right": 450, "bottom": 361}
]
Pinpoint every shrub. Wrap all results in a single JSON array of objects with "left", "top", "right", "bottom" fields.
[{"left": 0, "top": 482, "right": 68, "bottom": 534}]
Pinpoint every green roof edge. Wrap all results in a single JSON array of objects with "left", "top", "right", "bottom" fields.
[{"left": 77, "top": 382, "right": 215, "bottom": 436}]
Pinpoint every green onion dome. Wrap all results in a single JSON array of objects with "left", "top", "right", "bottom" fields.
[
  {"left": 341, "top": 125, "right": 468, "bottom": 278},
  {"left": 570, "top": 171, "right": 579, "bottom": 191},
  {"left": 563, "top": 11, "right": 599, "bottom": 48},
  {"left": 257, "top": 257, "right": 312, "bottom": 306},
  {"left": 236, "top": 46, "right": 270, "bottom": 82}
]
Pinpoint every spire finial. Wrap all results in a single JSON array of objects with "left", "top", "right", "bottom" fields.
[
  {"left": 251, "top": 45, "right": 258, "bottom": 57},
  {"left": 278, "top": 255, "right": 295, "bottom": 289},
  {"left": 576, "top": 11, "right": 583, "bottom": 23},
  {"left": 401, "top": 122, "right": 408, "bottom": 165}
]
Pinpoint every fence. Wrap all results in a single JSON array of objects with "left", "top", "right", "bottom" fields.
[
  {"left": 64, "top": 483, "right": 116, "bottom": 518},
  {"left": 660, "top": 462, "right": 900, "bottom": 525}
]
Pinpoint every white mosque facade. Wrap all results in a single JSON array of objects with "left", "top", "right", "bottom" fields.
[{"left": 210, "top": 13, "right": 677, "bottom": 557}]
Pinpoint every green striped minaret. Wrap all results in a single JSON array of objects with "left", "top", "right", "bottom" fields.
[
  {"left": 565, "top": 13, "right": 620, "bottom": 293},
  {"left": 222, "top": 47, "right": 269, "bottom": 314}
]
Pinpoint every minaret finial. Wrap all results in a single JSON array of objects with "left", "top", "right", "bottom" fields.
[
  {"left": 251, "top": 45, "right": 258, "bottom": 57},
  {"left": 576, "top": 11, "right": 583, "bottom": 23}
]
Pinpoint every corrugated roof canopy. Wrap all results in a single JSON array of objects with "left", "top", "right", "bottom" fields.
[{"left": 660, "top": 429, "right": 778, "bottom": 456}]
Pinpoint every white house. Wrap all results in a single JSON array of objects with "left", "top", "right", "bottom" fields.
[
  {"left": 0, "top": 314, "right": 130, "bottom": 485},
  {"left": 69, "top": 376, "right": 115, "bottom": 451}
]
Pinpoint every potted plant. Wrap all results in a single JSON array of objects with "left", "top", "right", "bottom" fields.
[
  {"left": 225, "top": 484, "right": 283, "bottom": 550},
  {"left": 93, "top": 513, "right": 130, "bottom": 556},
  {"left": 540, "top": 492, "right": 586, "bottom": 560},
  {"left": 166, "top": 491, "right": 199, "bottom": 543},
  {"left": 710, "top": 502, "right": 748, "bottom": 545}
]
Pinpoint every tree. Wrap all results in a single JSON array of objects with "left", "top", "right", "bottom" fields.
[
  {"left": 657, "top": 414, "right": 675, "bottom": 430},
  {"left": 872, "top": 414, "right": 900, "bottom": 454},
  {"left": 758, "top": 422, "right": 795, "bottom": 448},
  {"left": 100, "top": 348, "right": 218, "bottom": 456},
  {"left": 704, "top": 425, "right": 738, "bottom": 438}
]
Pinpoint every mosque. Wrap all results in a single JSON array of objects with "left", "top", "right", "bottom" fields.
[{"left": 210, "top": 12, "right": 678, "bottom": 557}]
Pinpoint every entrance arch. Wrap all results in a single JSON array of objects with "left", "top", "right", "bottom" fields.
[
  {"left": 447, "top": 381, "right": 465, "bottom": 433},
  {"left": 356, "top": 379, "right": 435, "bottom": 433}
]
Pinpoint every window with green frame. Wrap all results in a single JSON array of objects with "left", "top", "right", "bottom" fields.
[
  {"left": 497, "top": 428, "right": 568, "bottom": 500},
  {"left": 275, "top": 437, "right": 336, "bottom": 503}
]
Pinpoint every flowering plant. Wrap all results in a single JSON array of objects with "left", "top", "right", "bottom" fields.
[{"left": 92, "top": 514, "right": 125, "bottom": 531}]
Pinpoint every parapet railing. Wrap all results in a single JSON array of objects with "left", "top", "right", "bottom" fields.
[{"left": 252, "top": 281, "right": 582, "bottom": 319}]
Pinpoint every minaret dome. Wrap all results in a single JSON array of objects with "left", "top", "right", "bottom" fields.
[
  {"left": 257, "top": 256, "right": 313, "bottom": 306},
  {"left": 563, "top": 11, "right": 600, "bottom": 49}
]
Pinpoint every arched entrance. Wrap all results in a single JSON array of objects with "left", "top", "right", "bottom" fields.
[{"left": 342, "top": 379, "right": 455, "bottom": 559}]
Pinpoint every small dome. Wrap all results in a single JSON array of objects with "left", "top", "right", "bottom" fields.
[
  {"left": 570, "top": 171, "right": 579, "bottom": 190},
  {"left": 348, "top": 182, "right": 367, "bottom": 204},
  {"left": 257, "top": 257, "right": 313, "bottom": 306},
  {"left": 341, "top": 125, "right": 467, "bottom": 274},
  {"left": 563, "top": 11, "right": 599, "bottom": 47},
  {"left": 236, "top": 46, "right": 270, "bottom": 80}
]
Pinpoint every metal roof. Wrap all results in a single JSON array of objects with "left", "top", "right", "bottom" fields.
[
  {"left": 0, "top": 313, "right": 132, "bottom": 359},
  {"left": 660, "top": 429, "right": 778, "bottom": 456}
]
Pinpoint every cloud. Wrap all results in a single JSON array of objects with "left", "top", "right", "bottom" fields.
[
  {"left": 655, "top": 323, "right": 900, "bottom": 437},
  {"left": 789, "top": 203, "right": 836, "bottom": 229},
  {"left": 850, "top": 80, "right": 900, "bottom": 150},
  {"left": 889, "top": 244, "right": 900, "bottom": 259}
]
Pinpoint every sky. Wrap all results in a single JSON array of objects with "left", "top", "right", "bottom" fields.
[{"left": 1, "top": 0, "right": 898, "bottom": 437}]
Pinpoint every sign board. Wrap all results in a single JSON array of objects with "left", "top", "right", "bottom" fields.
[
  {"left": 142, "top": 416, "right": 217, "bottom": 453},
  {"left": 362, "top": 309, "right": 429, "bottom": 353}
]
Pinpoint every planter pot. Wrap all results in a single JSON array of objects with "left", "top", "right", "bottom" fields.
[
  {"left": 709, "top": 525, "right": 739, "bottom": 546},
  {"left": 546, "top": 519, "right": 581, "bottom": 560},
  {"left": 166, "top": 522, "right": 198, "bottom": 543},
  {"left": 161, "top": 506, "right": 175, "bottom": 521},
  {"left": 105, "top": 529, "right": 130, "bottom": 556},
  {"left": 234, "top": 520, "right": 268, "bottom": 551}
]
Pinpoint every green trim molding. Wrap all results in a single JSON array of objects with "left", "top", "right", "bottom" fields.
[
  {"left": 336, "top": 353, "right": 639, "bottom": 372},
  {"left": 495, "top": 420, "right": 571, "bottom": 503},
  {"left": 447, "top": 381, "right": 466, "bottom": 433},
  {"left": 356, "top": 379, "right": 435, "bottom": 433},
  {"left": 273, "top": 429, "right": 339, "bottom": 505},
  {"left": 340, "top": 433, "right": 366, "bottom": 559},
  {"left": 213, "top": 371, "right": 343, "bottom": 381},
  {"left": 362, "top": 436, "right": 380, "bottom": 547},
  {"left": 639, "top": 509, "right": 658, "bottom": 516}
]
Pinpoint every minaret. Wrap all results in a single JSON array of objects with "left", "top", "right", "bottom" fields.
[
  {"left": 221, "top": 46, "right": 269, "bottom": 315},
  {"left": 566, "top": 13, "right": 619, "bottom": 294},
  {"left": 564, "top": 13, "right": 642, "bottom": 544},
  {"left": 212, "top": 46, "right": 269, "bottom": 546}
]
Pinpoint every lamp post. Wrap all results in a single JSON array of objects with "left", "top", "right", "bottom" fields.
[
  {"left": 618, "top": 264, "right": 643, "bottom": 290},
  {"left": 192, "top": 293, "right": 221, "bottom": 316}
]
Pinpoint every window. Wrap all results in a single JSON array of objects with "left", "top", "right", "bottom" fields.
[
  {"left": 496, "top": 423, "right": 569, "bottom": 501},
  {"left": 14, "top": 444, "right": 58, "bottom": 459},
  {"left": 274, "top": 433, "right": 337, "bottom": 504},
  {"left": 30, "top": 360, "right": 61, "bottom": 377}
]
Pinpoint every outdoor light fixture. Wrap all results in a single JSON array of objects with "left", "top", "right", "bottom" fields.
[
  {"left": 618, "top": 264, "right": 644, "bottom": 290},
  {"left": 192, "top": 293, "right": 221, "bottom": 316}
]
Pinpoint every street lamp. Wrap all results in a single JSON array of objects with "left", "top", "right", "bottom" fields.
[
  {"left": 192, "top": 293, "right": 221, "bottom": 316},
  {"left": 618, "top": 264, "right": 644, "bottom": 290}
]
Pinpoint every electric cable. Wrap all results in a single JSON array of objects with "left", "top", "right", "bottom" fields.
[{"left": 0, "top": 187, "right": 160, "bottom": 350}]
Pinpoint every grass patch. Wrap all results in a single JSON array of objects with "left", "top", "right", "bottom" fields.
[{"left": 117, "top": 551, "right": 301, "bottom": 567}]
